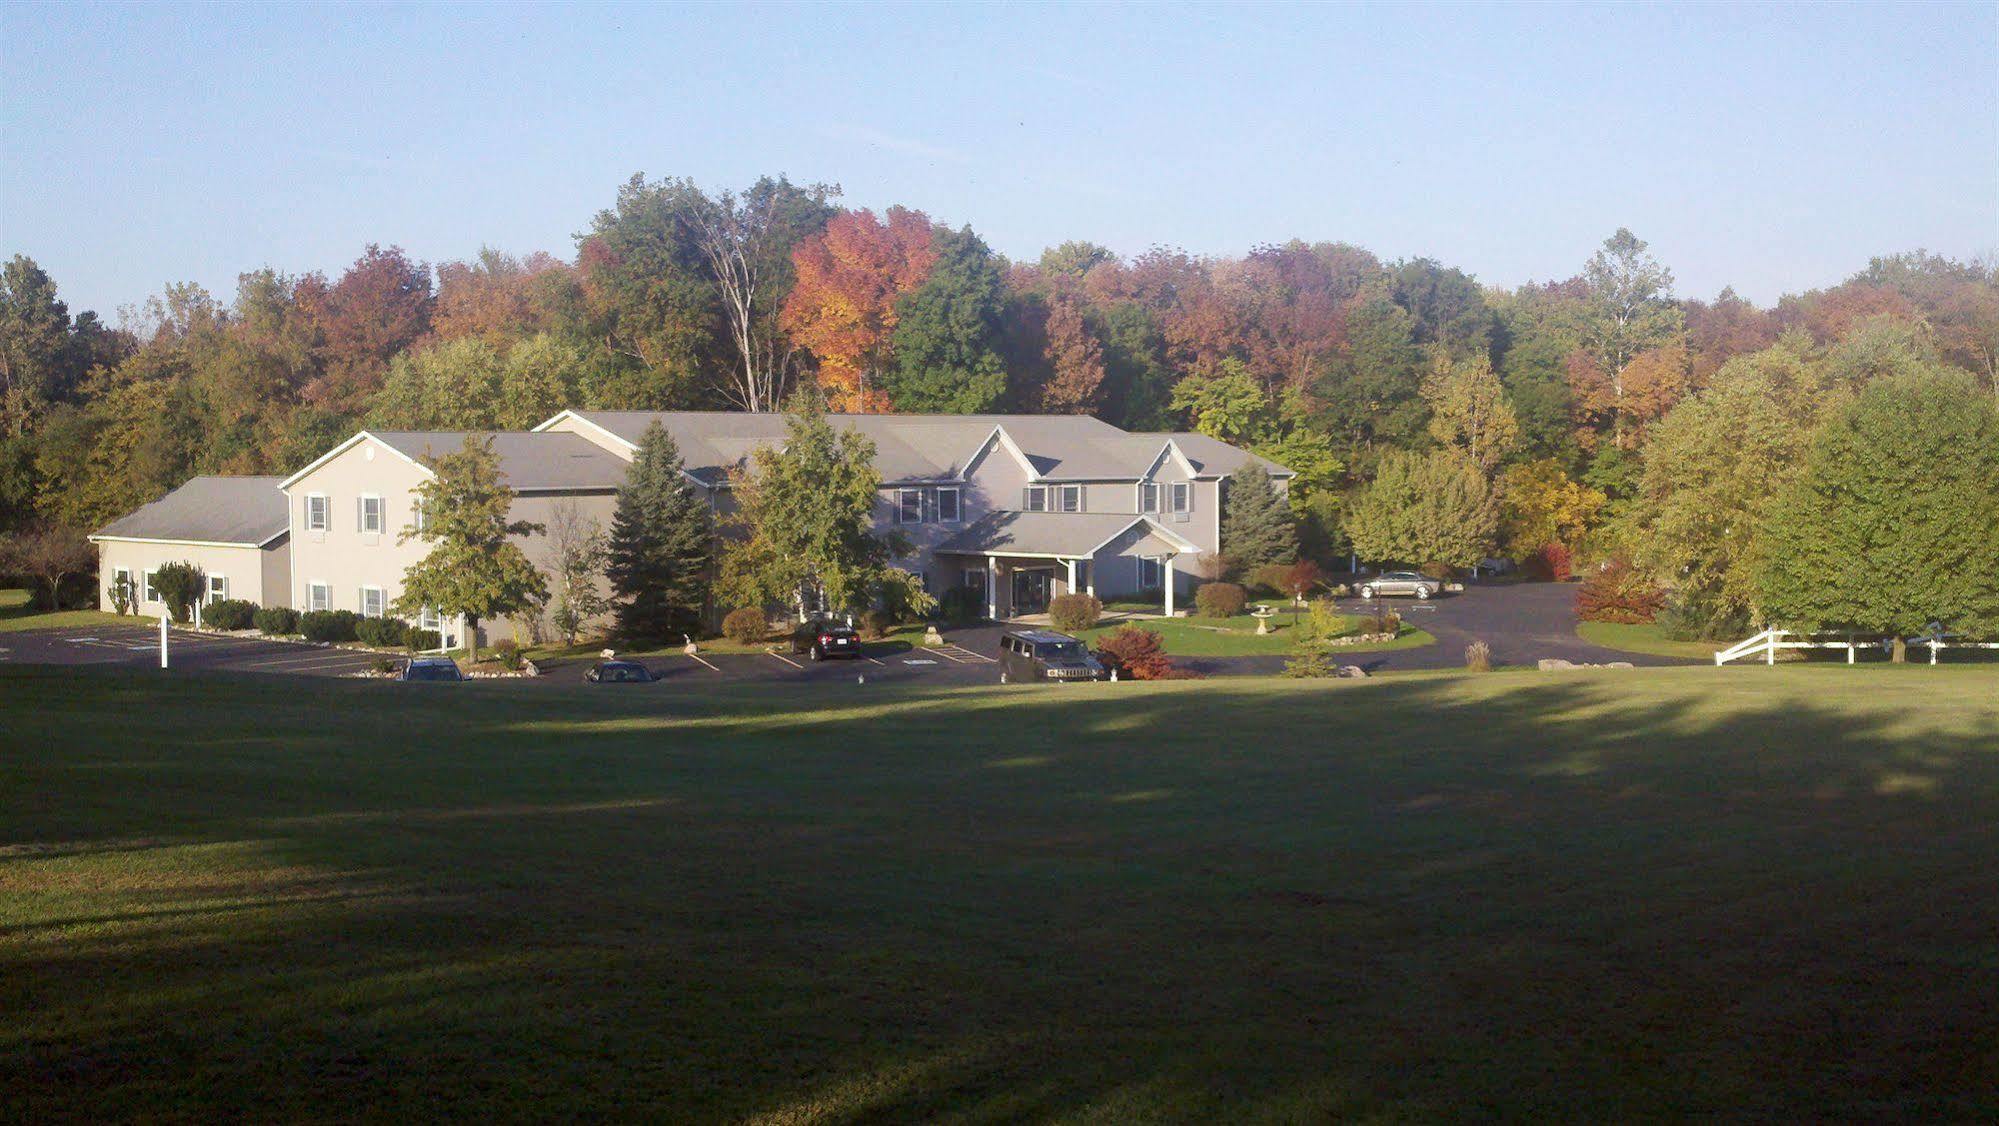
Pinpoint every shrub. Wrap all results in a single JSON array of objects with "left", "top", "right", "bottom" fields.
[
  {"left": 203, "top": 598, "right": 257, "bottom": 631},
  {"left": 1658, "top": 587, "right": 1751, "bottom": 641},
  {"left": 372, "top": 656, "right": 395, "bottom": 675},
  {"left": 493, "top": 639, "right": 523, "bottom": 670},
  {"left": 1575, "top": 557, "right": 1665, "bottom": 624},
  {"left": 1047, "top": 592, "right": 1102, "bottom": 632},
  {"left": 1295, "top": 598, "right": 1350, "bottom": 643},
  {"left": 1527, "top": 542, "right": 1572, "bottom": 582},
  {"left": 1365, "top": 608, "right": 1402, "bottom": 637},
  {"left": 253, "top": 606, "right": 299, "bottom": 636},
  {"left": 1248, "top": 563, "right": 1291, "bottom": 598},
  {"left": 936, "top": 586, "right": 984, "bottom": 625},
  {"left": 150, "top": 561, "right": 206, "bottom": 624},
  {"left": 1194, "top": 582, "right": 1246, "bottom": 619},
  {"left": 1092, "top": 625, "right": 1175, "bottom": 680},
  {"left": 299, "top": 609, "right": 360, "bottom": 643},
  {"left": 722, "top": 607, "right": 768, "bottom": 646},
  {"left": 859, "top": 608, "right": 895, "bottom": 640},
  {"left": 107, "top": 574, "right": 135, "bottom": 615},
  {"left": 1465, "top": 640, "right": 1492, "bottom": 672},
  {"left": 1283, "top": 649, "right": 1335, "bottom": 678},
  {"left": 406, "top": 628, "right": 442, "bottom": 652},
  {"left": 355, "top": 617, "right": 410, "bottom": 649}
]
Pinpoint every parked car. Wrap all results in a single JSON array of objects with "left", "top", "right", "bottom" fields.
[
  {"left": 397, "top": 656, "right": 464, "bottom": 682},
  {"left": 585, "top": 660, "right": 656, "bottom": 683},
  {"left": 1359, "top": 570, "right": 1444, "bottom": 600},
  {"left": 791, "top": 618, "right": 861, "bottom": 660},
  {"left": 998, "top": 628, "right": 1106, "bottom": 682}
]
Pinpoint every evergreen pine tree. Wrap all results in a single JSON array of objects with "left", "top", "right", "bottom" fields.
[
  {"left": 1220, "top": 464, "right": 1296, "bottom": 573},
  {"left": 606, "top": 422, "right": 714, "bottom": 640}
]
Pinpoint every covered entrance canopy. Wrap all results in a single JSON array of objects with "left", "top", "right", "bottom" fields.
[{"left": 934, "top": 511, "right": 1202, "bottom": 620}]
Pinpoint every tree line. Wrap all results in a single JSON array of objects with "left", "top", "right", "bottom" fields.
[{"left": 3, "top": 172, "right": 1995, "bottom": 638}]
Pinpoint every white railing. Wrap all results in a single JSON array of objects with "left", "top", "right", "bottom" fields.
[{"left": 1716, "top": 626, "right": 1999, "bottom": 666}]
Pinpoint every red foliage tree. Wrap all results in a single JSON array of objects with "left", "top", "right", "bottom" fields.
[
  {"left": 1575, "top": 557, "right": 1665, "bottom": 623},
  {"left": 1092, "top": 625, "right": 1177, "bottom": 680},
  {"left": 304, "top": 245, "right": 434, "bottom": 411},
  {"left": 779, "top": 207, "right": 937, "bottom": 412},
  {"left": 433, "top": 250, "right": 570, "bottom": 341}
]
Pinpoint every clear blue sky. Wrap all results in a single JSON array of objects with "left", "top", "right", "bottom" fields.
[{"left": 4, "top": 1, "right": 1993, "bottom": 319}]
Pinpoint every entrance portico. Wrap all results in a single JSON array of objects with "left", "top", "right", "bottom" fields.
[{"left": 939, "top": 511, "right": 1198, "bottom": 621}]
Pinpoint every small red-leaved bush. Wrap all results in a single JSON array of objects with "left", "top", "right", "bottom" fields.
[
  {"left": 1093, "top": 625, "right": 1181, "bottom": 680},
  {"left": 1575, "top": 557, "right": 1665, "bottom": 624}
]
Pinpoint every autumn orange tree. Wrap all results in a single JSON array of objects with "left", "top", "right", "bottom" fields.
[{"left": 779, "top": 207, "right": 937, "bottom": 412}]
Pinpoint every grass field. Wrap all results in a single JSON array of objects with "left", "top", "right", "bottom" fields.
[
  {"left": 1579, "top": 620, "right": 1732, "bottom": 659},
  {"left": 0, "top": 588, "right": 134, "bottom": 634},
  {"left": 3, "top": 666, "right": 1996, "bottom": 1118}
]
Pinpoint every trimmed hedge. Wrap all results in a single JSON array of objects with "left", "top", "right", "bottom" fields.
[
  {"left": 299, "top": 609, "right": 360, "bottom": 643},
  {"left": 1047, "top": 593, "right": 1102, "bottom": 632},
  {"left": 406, "top": 628, "right": 442, "bottom": 652},
  {"left": 253, "top": 606, "right": 299, "bottom": 636},
  {"left": 721, "top": 608, "right": 768, "bottom": 646},
  {"left": 1194, "top": 582, "right": 1246, "bottom": 619},
  {"left": 355, "top": 617, "right": 409, "bottom": 649},
  {"left": 203, "top": 599, "right": 257, "bottom": 631}
]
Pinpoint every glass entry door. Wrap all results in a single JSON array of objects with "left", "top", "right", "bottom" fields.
[{"left": 1011, "top": 568, "right": 1052, "bottom": 615}]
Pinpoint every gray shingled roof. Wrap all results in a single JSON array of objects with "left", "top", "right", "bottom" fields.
[
  {"left": 1133, "top": 432, "right": 1295, "bottom": 478},
  {"left": 369, "top": 432, "right": 629, "bottom": 490},
  {"left": 93, "top": 477, "right": 288, "bottom": 546},
  {"left": 556, "top": 411, "right": 1289, "bottom": 484},
  {"left": 933, "top": 511, "right": 1198, "bottom": 558}
]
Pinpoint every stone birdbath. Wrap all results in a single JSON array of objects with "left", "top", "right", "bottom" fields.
[{"left": 1250, "top": 603, "right": 1278, "bottom": 635}]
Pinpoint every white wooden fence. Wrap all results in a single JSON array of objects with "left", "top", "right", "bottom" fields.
[{"left": 1715, "top": 627, "right": 1999, "bottom": 666}]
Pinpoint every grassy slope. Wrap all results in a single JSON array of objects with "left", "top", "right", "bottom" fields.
[
  {"left": 3, "top": 667, "right": 1997, "bottom": 1119},
  {"left": 1580, "top": 619, "right": 1731, "bottom": 659},
  {"left": 1077, "top": 613, "right": 1434, "bottom": 656},
  {"left": 0, "top": 587, "right": 134, "bottom": 635}
]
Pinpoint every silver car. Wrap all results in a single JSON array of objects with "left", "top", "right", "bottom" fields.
[{"left": 1359, "top": 571, "right": 1443, "bottom": 600}]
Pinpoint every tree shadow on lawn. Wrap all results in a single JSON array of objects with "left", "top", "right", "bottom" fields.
[{"left": 3, "top": 667, "right": 1998, "bottom": 1119}]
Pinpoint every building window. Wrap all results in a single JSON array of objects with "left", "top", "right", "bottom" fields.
[
  {"left": 418, "top": 606, "right": 442, "bottom": 631},
  {"left": 1058, "top": 484, "right": 1082, "bottom": 513},
  {"left": 897, "top": 488, "right": 923, "bottom": 524},
  {"left": 308, "top": 582, "right": 329, "bottom": 612},
  {"left": 142, "top": 570, "right": 159, "bottom": 602},
  {"left": 360, "top": 586, "right": 385, "bottom": 618},
  {"left": 964, "top": 567, "right": 986, "bottom": 590},
  {"left": 936, "top": 486, "right": 961, "bottom": 524},
  {"left": 1169, "top": 482, "right": 1191, "bottom": 521},
  {"left": 411, "top": 498, "right": 426, "bottom": 533},
  {"left": 1139, "top": 556, "right": 1163, "bottom": 589},
  {"left": 207, "top": 575, "right": 228, "bottom": 604},
  {"left": 360, "top": 495, "right": 383, "bottom": 534},
  {"left": 1023, "top": 485, "right": 1047, "bottom": 512},
  {"left": 1140, "top": 482, "right": 1160, "bottom": 513},
  {"left": 306, "top": 494, "right": 329, "bottom": 531}
]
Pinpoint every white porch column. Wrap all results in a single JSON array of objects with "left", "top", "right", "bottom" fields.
[
  {"left": 1085, "top": 560, "right": 1094, "bottom": 598},
  {"left": 1163, "top": 554, "right": 1177, "bottom": 617},
  {"left": 986, "top": 555, "right": 997, "bottom": 621},
  {"left": 1065, "top": 558, "right": 1077, "bottom": 597}
]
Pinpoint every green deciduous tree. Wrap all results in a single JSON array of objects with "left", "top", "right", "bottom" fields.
[
  {"left": 719, "top": 404, "right": 919, "bottom": 617},
  {"left": 150, "top": 560, "right": 206, "bottom": 624},
  {"left": 1220, "top": 465, "right": 1295, "bottom": 574},
  {"left": 393, "top": 436, "right": 548, "bottom": 663},
  {"left": 1421, "top": 352, "right": 1519, "bottom": 473},
  {"left": 1170, "top": 358, "right": 1272, "bottom": 444},
  {"left": 883, "top": 226, "right": 1009, "bottom": 412},
  {"left": 1753, "top": 369, "right": 1999, "bottom": 652},
  {"left": 1576, "top": 229, "right": 1684, "bottom": 448},
  {"left": 605, "top": 422, "right": 713, "bottom": 640},
  {"left": 1344, "top": 450, "right": 1500, "bottom": 571}
]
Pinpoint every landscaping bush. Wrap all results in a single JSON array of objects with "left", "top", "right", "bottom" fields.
[
  {"left": 1365, "top": 608, "right": 1402, "bottom": 637},
  {"left": 107, "top": 574, "right": 135, "bottom": 616},
  {"left": 1295, "top": 598, "right": 1349, "bottom": 643},
  {"left": 859, "top": 609, "right": 895, "bottom": 641},
  {"left": 1194, "top": 582, "right": 1246, "bottom": 619},
  {"left": 936, "top": 586, "right": 983, "bottom": 625},
  {"left": 253, "top": 606, "right": 299, "bottom": 636},
  {"left": 493, "top": 639, "right": 523, "bottom": 670},
  {"left": 1465, "top": 639, "right": 1492, "bottom": 672},
  {"left": 1527, "top": 542, "right": 1572, "bottom": 582},
  {"left": 722, "top": 607, "right": 768, "bottom": 646},
  {"left": 356, "top": 617, "right": 409, "bottom": 648},
  {"left": 1575, "top": 557, "right": 1666, "bottom": 624},
  {"left": 203, "top": 599, "right": 257, "bottom": 631},
  {"left": 406, "top": 628, "right": 442, "bottom": 652},
  {"left": 1247, "top": 563, "right": 1291, "bottom": 598},
  {"left": 1047, "top": 592, "right": 1102, "bottom": 632},
  {"left": 1092, "top": 625, "right": 1176, "bottom": 680},
  {"left": 1658, "top": 587, "right": 1752, "bottom": 641},
  {"left": 299, "top": 609, "right": 360, "bottom": 643},
  {"left": 150, "top": 561, "right": 206, "bottom": 624}
]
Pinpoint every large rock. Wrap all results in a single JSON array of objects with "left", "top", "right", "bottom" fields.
[
  {"left": 1336, "top": 665, "right": 1368, "bottom": 679},
  {"left": 1538, "top": 658, "right": 1577, "bottom": 671}
]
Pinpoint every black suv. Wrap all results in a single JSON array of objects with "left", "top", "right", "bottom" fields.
[
  {"left": 792, "top": 619, "right": 861, "bottom": 661},
  {"left": 999, "top": 629, "right": 1105, "bottom": 682},
  {"left": 585, "top": 660, "right": 656, "bottom": 683}
]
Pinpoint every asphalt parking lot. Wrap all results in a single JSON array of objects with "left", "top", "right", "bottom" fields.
[{"left": 0, "top": 623, "right": 395, "bottom": 678}]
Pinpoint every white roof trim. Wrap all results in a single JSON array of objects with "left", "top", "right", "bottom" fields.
[
  {"left": 89, "top": 533, "right": 285, "bottom": 549},
  {"left": 1080, "top": 516, "right": 1201, "bottom": 559},
  {"left": 278, "top": 431, "right": 434, "bottom": 491},
  {"left": 532, "top": 409, "right": 640, "bottom": 453}
]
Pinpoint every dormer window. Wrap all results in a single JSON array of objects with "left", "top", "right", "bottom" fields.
[
  {"left": 897, "top": 488, "right": 924, "bottom": 524},
  {"left": 1023, "top": 486, "right": 1047, "bottom": 512},
  {"left": 936, "top": 486, "right": 961, "bottom": 523},
  {"left": 1140, "top": 482, "right": 1160, "bottom": 513},
  {"left": 1057, "top": 485, "right": 1082, "bottom": 513}
]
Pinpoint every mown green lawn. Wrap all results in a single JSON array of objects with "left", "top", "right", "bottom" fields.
[
  {"left": 1580, "top": 619, "right": 1731, "bottom": 659},
  {"left": 4, "top": 667, "right": 1996, "bottom": 1119},
  {"left": 0, "top": 588, "right": 134, "bottom": 634}
]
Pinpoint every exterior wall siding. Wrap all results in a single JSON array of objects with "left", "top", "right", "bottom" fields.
[{"left": 95, "top": 539, "right": 283, "bottom": 614}]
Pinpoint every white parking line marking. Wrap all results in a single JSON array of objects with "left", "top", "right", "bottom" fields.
[
  {"left": 685, "top": 652, "right": 720, "bottom": 672},
  {"left": 928, "top": 647, "right": 970, "bottom": 663},
  {"left": 903, "top": 659, "right": 939, "bottom": 666},
  {"left": 63, "top": 637, "right": 100, "bottom": 643},
  {"left": 940, "top": 645, "right": 996, "bottom": 663},
  {"left": 766, "top": 650, "right": 804, "bottom": 670},
  {"left": 867, "top": 656, "right": 886, "bottom": 666}
]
